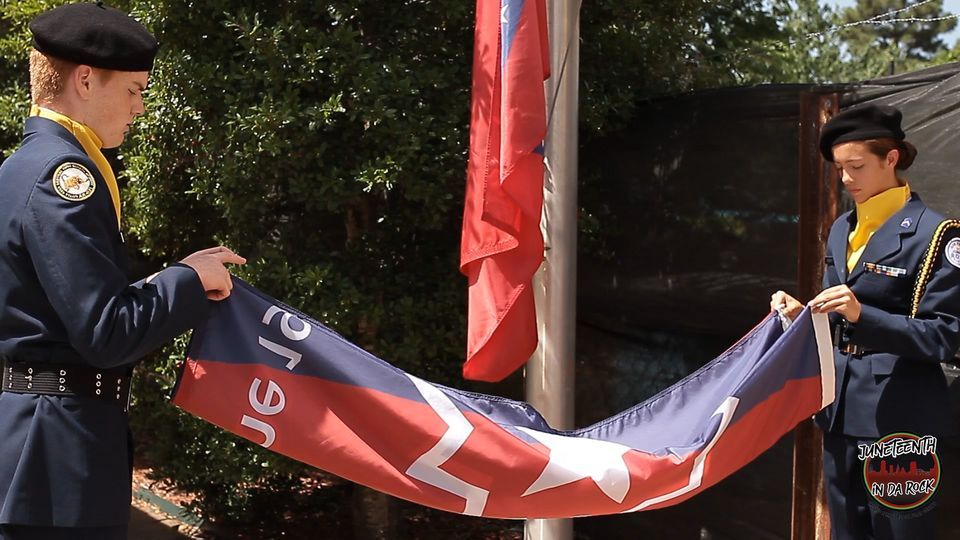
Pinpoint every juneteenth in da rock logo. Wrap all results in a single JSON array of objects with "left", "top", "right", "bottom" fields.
[{"left": 859, "top": 433, "right": 940, "bottom": 511}]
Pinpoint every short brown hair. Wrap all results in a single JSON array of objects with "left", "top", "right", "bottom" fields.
[
  {"left": 862, "top": 138, "right": 918, "bottom": 170},
  {"left": 29, "top": 49, "right": 118, "bottom": 105},
  {"left": 29, "top": 49, "right": 76, "bottom": 105}
]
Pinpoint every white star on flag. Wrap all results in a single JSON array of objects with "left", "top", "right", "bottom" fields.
[
  {"left": 518, "top": 427, "right": 632, "bottom": 503},
  {"left": 501, "top": 3, "right": 508, "bottom": 25},
  {"left": 403, "top": 374, "right": 490, "bottom": 516}
]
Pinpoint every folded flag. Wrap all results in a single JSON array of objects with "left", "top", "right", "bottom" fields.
[{"left": 173, "top": 279, "right": 834, "bottom": 518}]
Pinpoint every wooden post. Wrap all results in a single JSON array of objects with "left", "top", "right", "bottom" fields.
[{"left": 791, "top": 92, "right": 839, "bottom": 540}]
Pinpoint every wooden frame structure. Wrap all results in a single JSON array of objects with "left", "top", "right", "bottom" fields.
[{"left": 791, "top": 92, "right": 840, "bottom": 540}]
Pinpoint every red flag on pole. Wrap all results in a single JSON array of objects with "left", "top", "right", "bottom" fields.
[{"left": 460, "top": 0, "right": 550, "bottom": 382}]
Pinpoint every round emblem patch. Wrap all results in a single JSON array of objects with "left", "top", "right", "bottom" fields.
[
  {"left": 52, "top": 162, "right": 95, "bottom": 202},
  {"left": 946, "top": 238, "right": 960, "bottom": 269}
]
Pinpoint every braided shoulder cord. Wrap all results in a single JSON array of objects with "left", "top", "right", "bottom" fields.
[{"left": 911, "top": 219, "right": 960, "bottom": 317}]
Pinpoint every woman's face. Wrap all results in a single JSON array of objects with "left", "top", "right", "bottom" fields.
[{"left": 832, "top": 141, "right": 899, "bottom": 204}]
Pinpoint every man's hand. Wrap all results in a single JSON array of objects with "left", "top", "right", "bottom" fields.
[
  {"left": 180, "top": 246, "right": 247, "bottom": 301},
  {"left": 808, "top": 284, "right": 861, "bottom": 323},
  {"left": 770, "top": 290, "right": 804, "bottom": 321}
]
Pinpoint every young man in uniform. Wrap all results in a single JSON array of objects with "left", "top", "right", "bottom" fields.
[{"left": 0, "top": 3, "right": 244, "bottom": 538}]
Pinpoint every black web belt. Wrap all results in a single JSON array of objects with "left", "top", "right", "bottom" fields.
[{"left": 2, "top": 360, "right": 131, "bottom": 412}]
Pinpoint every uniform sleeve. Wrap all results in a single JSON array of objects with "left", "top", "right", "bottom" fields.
[
  {"left": 21, "top": 157, "right": 211, "bottom": 368},
  {"left": 849, "top": 227, "right": 960, "bottom": 363}
]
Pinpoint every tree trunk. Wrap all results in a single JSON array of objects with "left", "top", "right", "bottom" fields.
[{"left": 351, "top": 485, "right": 398, "bottom": 540}]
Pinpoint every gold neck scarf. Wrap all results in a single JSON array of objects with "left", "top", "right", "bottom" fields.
[
  {"left": 847, "top": 184, "right": 910, "bottom": 272},
  {"left": 30, "top": 105, "right": 121, "bottom": 228}
]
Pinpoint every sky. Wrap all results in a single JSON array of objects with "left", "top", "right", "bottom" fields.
[{"left": 824, "top": 0, "right": 960, "bottom": 48}]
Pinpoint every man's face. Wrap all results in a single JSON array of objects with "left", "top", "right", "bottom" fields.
[{"left": 85, "top": 69, "right": 148, "bottom": 148}]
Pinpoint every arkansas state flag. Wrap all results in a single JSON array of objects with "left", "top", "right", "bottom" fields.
[
  {"left": 459, "top": 0, "right": 551, "bottom": 381},
  {"left": 173, "top": 279, "right": 835, "bottom": 518}
]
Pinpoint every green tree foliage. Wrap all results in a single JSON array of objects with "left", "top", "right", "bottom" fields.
[
  {"left": 2, "top": 0, "right": 480, "bottom": 529},
  {"left": 0, "top": 0, "right": 54, "bottom": 156},
  {"left": 841, "top": 0, "right": 957, "bottom": 62},
  {"left": 933, "top": 34, "right": 960, "bottom": 63},
  {"left": 710, "top": 0, "right": 959, "bottom": 85},
  {"left": 791, "top": 0, "right": 960, "bottom": 79},
  {"left": 578, "top": 0, "right": 782, "bottom": 134},
  {"left": 127, "top": 0, "right": 478, "bottom": 527},
  {"left": 731, "top": 0, "right": 849, "bottom": 83}
]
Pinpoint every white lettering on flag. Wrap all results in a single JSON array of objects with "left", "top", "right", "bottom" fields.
[
  {"left": 241, "top": 415, "right": 276, "bottom": 448},
  {"left": 258, "top": 337, "right": 304, "bottom": 371},
  {"left": 248, "top": 378, "right": 285, "bottom": 416},
  {"left": 261, "top": 305, "right": 312, "bottom": 341}
]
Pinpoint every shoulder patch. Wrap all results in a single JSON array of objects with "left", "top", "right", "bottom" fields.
[
  {"left": 946, "top": 237, "right": 960, "bottom": 269},
  {"left": 51, "top": 162, "right": 96, "bottom": 202}
]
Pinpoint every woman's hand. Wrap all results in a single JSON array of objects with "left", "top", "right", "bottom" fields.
[
  {"left": 808, "top": 284, "right": 861, "bottom": 323},
  {"left": 770, "top": 290, "right": 804, "bottom": 321}
]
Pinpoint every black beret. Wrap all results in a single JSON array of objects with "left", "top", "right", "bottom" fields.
[
  {"left": 29, "top": 2, "right": 159, "bottom": 72},
  {"left": 819, "top": 105, "right": 905, "bottom": 162}
]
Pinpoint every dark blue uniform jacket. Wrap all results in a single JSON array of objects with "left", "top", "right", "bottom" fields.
[
  {"left": 0, "top": 117, "right": 210, "bottom": 526},
  {"left": 815, "top": 193, "right": 960, "bottom": 439}
]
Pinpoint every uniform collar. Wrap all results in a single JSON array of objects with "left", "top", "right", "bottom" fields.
[
  {"left": 832, "top": 192, "right": 926, "bottom": 283},
  {"left": 30, "top": 106, "right": 105, "bottom": 149},
  {"left": 24, "top": 116, "right": 86, "bottom": 154}
]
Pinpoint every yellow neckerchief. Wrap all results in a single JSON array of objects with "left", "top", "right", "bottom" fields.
[
  {"left": 30, "top": 105, "right": 121, "bottom": 228},
  {"left": 847, "top": 183, "right": 910, "bottom": 272}
]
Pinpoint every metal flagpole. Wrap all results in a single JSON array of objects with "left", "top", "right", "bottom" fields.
[{"left": 524, "top": 0, "right": 578, "bottom": 538}]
